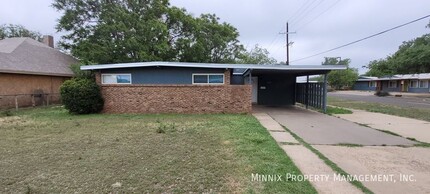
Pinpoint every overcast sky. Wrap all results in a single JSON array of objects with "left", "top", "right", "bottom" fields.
[{"left": 1, "top": 0, "right": 429, "bottom": 74}]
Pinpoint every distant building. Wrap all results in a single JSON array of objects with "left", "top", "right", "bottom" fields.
[
  {"left": 0, "top": 36, "right": 78, "bottom": 109},
  {"left": 353, "top": 73, "right": 430, "bottom": 93}
]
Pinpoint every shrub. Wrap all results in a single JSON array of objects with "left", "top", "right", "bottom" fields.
[
  {"left": 374, "top": 90, "right": 390, "bottom": 97},
  {"left": 60, "top": 78, "right": 104, "bottom": 114}
]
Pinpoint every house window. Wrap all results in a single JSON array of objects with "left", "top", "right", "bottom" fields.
[
  {"left": 388, "top": 80, "right": 397, "bottom": 88},
  {"left": 192, "top": 74, "right": 224, "bottom": 84},
  {"left": 369, "top": 81, "right": 377, "bottom": 88},
  {"left": 102, "top": 74, "right": 132, "bottom": 84},
  {"left": 410, "top": 80, "right": 419, "bottom": 88},
  {"left": 419, "top": 80, "right": 429, "bottom": 88}
]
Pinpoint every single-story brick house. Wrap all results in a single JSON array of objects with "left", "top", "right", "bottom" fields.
[
  {"left": 0, "top": 36, "right": 78, "bottom": 109},
  {"left": 81, "top": 62, "right": 345, "bottom": 114},
  {"left": 353, "top": 73, "right": 430, "bottom": 93}
]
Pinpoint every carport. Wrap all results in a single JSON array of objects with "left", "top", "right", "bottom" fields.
[{"left": 231, "top": 65, "right": 346, "bottom": 112}]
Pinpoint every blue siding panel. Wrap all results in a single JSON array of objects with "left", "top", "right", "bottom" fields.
[
  {"left": 408, "top": 88, "right": 429, "bottom": 93},
  {"left": 101, "top": 67, "right": 225, "bottom": 84},
  {"left": 231, "top": 75, "right": 245, "bottom": 85},
  {"left": 353, "top": 81, "right": 376, "bottom": 91},
  {"left": 381, "top": 81, "right": 401, "bottom": 92}
]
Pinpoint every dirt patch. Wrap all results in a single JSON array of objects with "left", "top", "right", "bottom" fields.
[{"left": 314, "top": 145, "right": 430, "bottom": 194}]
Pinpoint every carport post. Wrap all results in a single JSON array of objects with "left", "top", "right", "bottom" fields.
[
  {"left": 306, "top": 75, "right": 309, "bottom": 109},
  {"left": 323, "top": 73, "right": 328, "bottom": 113},
  {"left": 248, "top": 69, "right": 252, "bottom": 84}
]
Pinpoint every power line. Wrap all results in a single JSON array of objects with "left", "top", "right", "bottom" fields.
[
  {"left": 291, "top": 0, "right": 326, "bottom": 27},
  {"left": 288, "top": 0, "right": 313, "bottom": 25},
  {"left": 290, "top": 0, "right": 320, "bottom": 26},
  {"left": 295, "top": 0, "right": 341, "bottom": 31},
  {"left": 290, "top": 14, "right": 430, "bottom": 63},
  {"left": 267, "top": 33, "right": 282, "bottom": 51}
]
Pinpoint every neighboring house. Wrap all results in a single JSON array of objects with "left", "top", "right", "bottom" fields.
[
  {"left": 0, "top": 36, "right": 78, "bottom": 108},
  {"left": 81, "top": 62, "right": 344, "bottom": 114},
  {"left": 353, "top": 76, "right": 380, "bottom": 91},
  {"left": 353, "top": 73, "right": 430, "bottom": 93}
]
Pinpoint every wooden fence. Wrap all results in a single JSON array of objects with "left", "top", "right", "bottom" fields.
[
  {"left": 295, "top": 83, "right": 326, "bottom": 110},
  {"left": 0, "top": 93, "right": 61, "bottom": 110}
]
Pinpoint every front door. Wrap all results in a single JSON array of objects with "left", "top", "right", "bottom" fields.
[{"left": 245, "top": 76, "right": 258, "bottom": 103}]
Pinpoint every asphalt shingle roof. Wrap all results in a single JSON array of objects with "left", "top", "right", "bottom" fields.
[{"left": 0, "top": 37, "right": 77, "bottom": 77}]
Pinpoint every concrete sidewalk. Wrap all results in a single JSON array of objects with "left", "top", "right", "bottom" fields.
[
  {"left": 253, "top": 113, "right": 298, "bottom": 144},
  {"left": 253, "top": 113, "right": 362, "bottom": 194},
  {"left": 255, "top": 106, "right": 415, "bottom": 146},
  {"left": 334, "top": 109, "right": 430, "bottom": 143}
]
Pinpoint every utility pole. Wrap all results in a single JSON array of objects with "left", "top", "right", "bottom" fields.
[{"left": 280, "top": 22, "right": 296, "bottom": 65}]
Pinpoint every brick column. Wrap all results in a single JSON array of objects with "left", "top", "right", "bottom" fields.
[
  {"left": 224, "top": 69, "right": 231, "bottom": 85},
  {"left": 95, "top": 71, "right": 101, "bottom": 85}
]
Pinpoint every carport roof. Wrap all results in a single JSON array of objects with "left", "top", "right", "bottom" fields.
[{"left": 81, "top": 61, "right": 346, "bottom": 73}]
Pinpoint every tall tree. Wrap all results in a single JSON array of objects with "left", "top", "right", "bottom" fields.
[
  {"left": 365, "top": 58, "right": 394, "bottom": 77},
  {"left": 322, "top": 57, "right": 359, "bottom": 89},
  {"left": 322, "top": 57, "right": 350, "bottom": 66},
  {"left": 237, "top": 44, "right": 277, "bottom": 64},
  {"left": 365, "top": 23, "right": 430, "bottom": 76},
  {"left": 0, "top": 24, "right": 42, "bottom": 40},
  {"left": 52, "top": 0, "right": 244, "bottom": 64}
]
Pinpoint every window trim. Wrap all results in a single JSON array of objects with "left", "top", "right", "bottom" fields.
[
  {"left": 101, "top": 73, "right": 132, "bottom": 85},
  {"left": 192, "top": 73, "right": 225, "bottom": 85},
  {"left": 388, "top": 80, "right": 397, "bottom": 88},
  {"left": 419, "top": 80, "right": 429, "bottom": 88},
  {"left": 409, "top": 80, "right": 419, "bottom": 88}
]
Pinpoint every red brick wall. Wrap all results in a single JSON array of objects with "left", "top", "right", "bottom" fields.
[
  {"left": 101, "top": 84, "right": 251, "bottom": 114},
  {"left": 96, "top": 69, "right": 251, "bottom": 114}
]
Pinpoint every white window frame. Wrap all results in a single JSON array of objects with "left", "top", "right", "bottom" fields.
[
  {"left": 368, "top": 81, "right": 377, "bottom": 88},
  {"left": 419, "top": 80, "right": 429, "bottom": 88},
  {"left": 388, "top": 80, "right": 397, "bottom": 88},
  {"left": 409, "top": 80, "right": 419, "bottom": 88},
  {"left": 192, "top": 73, "right": 225, "bottom": 85},
  {"left": 101, "top": 74, "right": 132, "bottom": 84}
]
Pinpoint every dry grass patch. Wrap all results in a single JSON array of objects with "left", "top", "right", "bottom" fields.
[{"left": 0, "top": 106, "right": 315, "bottom": 193}]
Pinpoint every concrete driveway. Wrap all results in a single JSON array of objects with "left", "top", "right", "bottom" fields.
[{"left": 254, "top": 106, "right": 415, "bottom": 146}]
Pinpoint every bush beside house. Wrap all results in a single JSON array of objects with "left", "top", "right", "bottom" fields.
[{"left": 60, "top": 79, "right": 104, "bottom": 114}]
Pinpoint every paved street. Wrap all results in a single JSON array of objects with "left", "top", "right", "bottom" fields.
[{"left": 328, "top": 91, "right": 430, "bottom": 109}]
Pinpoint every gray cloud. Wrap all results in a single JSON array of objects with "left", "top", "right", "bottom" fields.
[{"left": 2, "top": 0, "right": 429, "bottom": 74}]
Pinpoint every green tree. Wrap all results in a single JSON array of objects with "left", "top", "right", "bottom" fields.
[
  {"left": 0, "top": 24, "right": 42, "bottom": 40},
  {"left": 365, "top": 59, "right": 394, "bottom": 77},
  {"left": 237, "top": 44, "right": 277, "bottom": 64},
  {"left": 52, "top": 0, "right": 244, "bottom": 64},
  {"left": 322, "top": 57, "right": 350, "bottom": 66},
  {"left": 322, "top": 57, "right": 359, "bottom": 89},
  {"left": 365, "top": 23, "right": 430, "bottom": 76}
]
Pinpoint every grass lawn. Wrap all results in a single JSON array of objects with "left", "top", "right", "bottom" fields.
[
  {"left": 324, "top": 106, "right": 352, "bottom": 115},
  {"left": 328, "top": 96, "right": 430, "bottom": 122},
  {"left": 0, "top": 106, "right": 316, "bottom": 193}
]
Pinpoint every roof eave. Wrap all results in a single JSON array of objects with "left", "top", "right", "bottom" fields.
[
  {"left": 80, "top": 62, "right": 347, "bottom": 71},
  {"left": 0, "top": 69, "right": 74, "bottom": 77}
]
